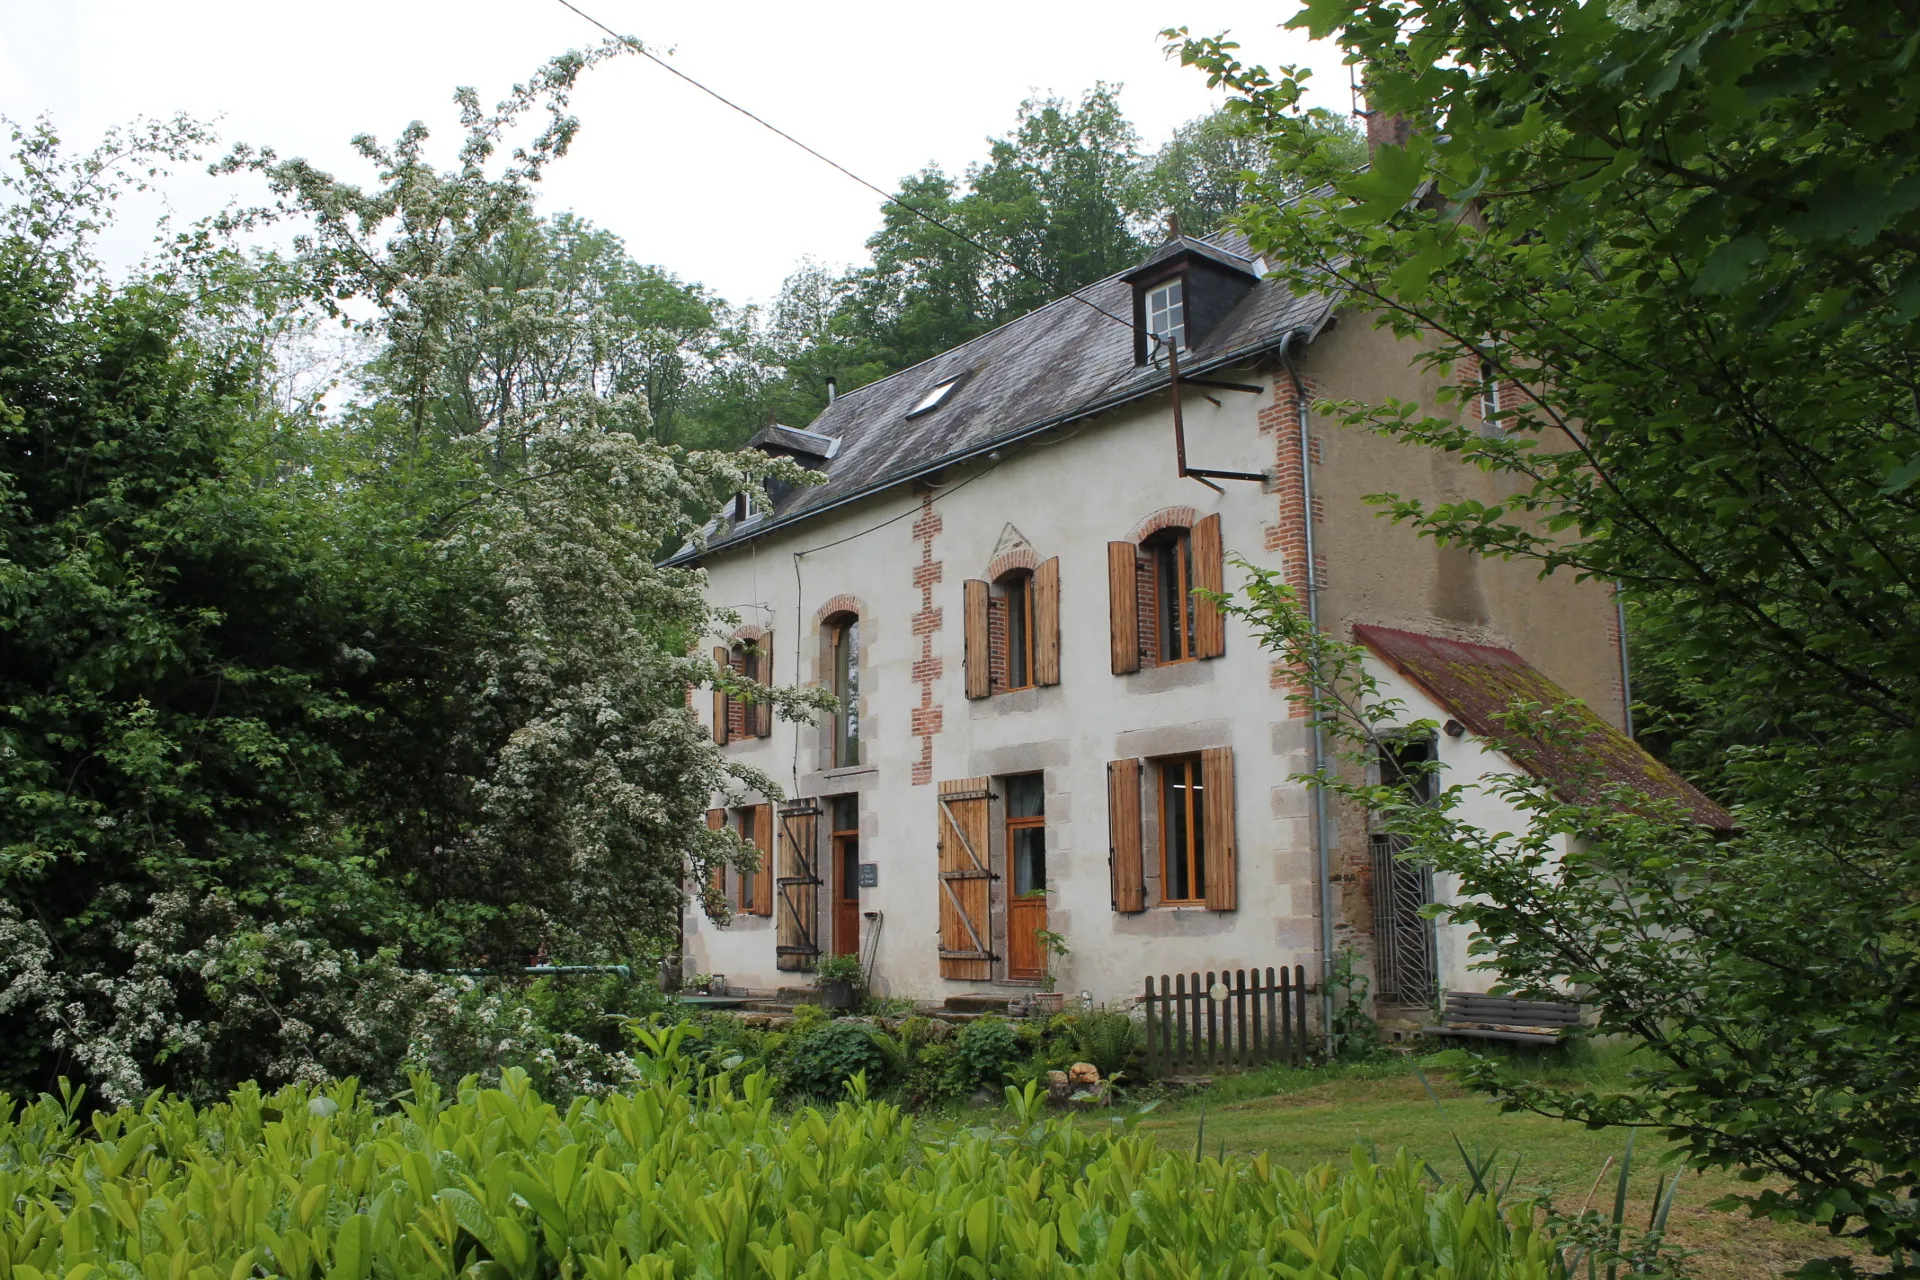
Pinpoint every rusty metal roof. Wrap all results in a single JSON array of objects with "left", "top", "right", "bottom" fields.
[{"left": 1354, "top": 624, "right": 1733, "bottom": 829}]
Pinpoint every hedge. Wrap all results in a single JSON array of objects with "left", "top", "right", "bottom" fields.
[{"left": 0, "top": 1029, "right": 1564, "bottom": 1279}]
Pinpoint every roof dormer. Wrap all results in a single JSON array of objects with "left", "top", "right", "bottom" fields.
[{"left": 1121, "top": 237, "right": 1261, "bottom": 365}]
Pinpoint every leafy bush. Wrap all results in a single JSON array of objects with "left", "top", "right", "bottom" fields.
[
  {"left": 0, "top": 1064, "right": 1571, "bottom": 1278},
  {"left": 948, "top": 1016, "right": 1026, "bottom": 1095},
  {"left": 1072, "top": 1010, "right": 1139, "bottom": 1078},
  {"left": 780, "top": 1018, "right": 892, "bottom": 1099}
]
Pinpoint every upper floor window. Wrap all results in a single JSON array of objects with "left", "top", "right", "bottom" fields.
[
  {"left": 1003, "top": 569, "right": 1035, "bottom": 691},
  {"left": 1146, "top": 279, "right": 1186, "bottom": 351},
  {"left": 1106, "top": 513, "right": 1224, "bottom": 675},
  {"left": 829, "top": 615, "right": 860, "bottom": 767},
  {"left": 1479, "top": 358, "right": 1501, "bottom": 421},
  {"left": 1146, "top": 527, "right": 1196, "bottom": 664},
  {"left": 963, "top": 558, "right": 1060, "bottom": 700},
  {"left": 711, "top": 634, "right": 771, "bottom": 745}
]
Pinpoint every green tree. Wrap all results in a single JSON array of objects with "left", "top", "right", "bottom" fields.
[
  {"left": 1138, "top": 107, "right": 1364, "bottom": 239},
  {"left": 1175, "top": 0, "right": 1920, "bottom": 1270},
  {"left": 0, "top": 57, "right": 825, "bottom": 1103}
]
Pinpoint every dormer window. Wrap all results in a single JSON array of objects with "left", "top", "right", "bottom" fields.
[
  {"left": 1146, "top": 279, "right": 1187, "bottom": 351},
  {"left": 907, "top": 375, "right": 962, "bottom": 418},
  {"left": 1123, "top": 238, "right": 1258, "bottom": 365}
]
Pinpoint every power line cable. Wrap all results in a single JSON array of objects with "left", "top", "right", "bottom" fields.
[{"left": 552, "top": 0, "right": 1137, "bottom": 332}]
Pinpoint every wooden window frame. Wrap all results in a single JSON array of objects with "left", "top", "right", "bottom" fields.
[
  {"left": 1001, "top": 570, "right": 1036, "bottom": 692},
  {"left": 1158, "top": 754, "right": 1207, "bottom": 905},
  {"left": 1145, "top": 528, "right": 1196, "bottom": 665},
  {"left": 731, "top": 804, "right": 774, "bottom": 916},
  {"left": 828, "top": 615, "right": 860, "bottom": 767},
  {"left": 1146, "top": 278, "right": 1187, "bottom": 351}
]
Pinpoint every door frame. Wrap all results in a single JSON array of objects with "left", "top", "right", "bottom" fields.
[
  {"left": 1003, "top": 776, "right": 1048, "bottom": 982},
  {"left": 830, "top": 798, "right": 860, "bottom": 957}
]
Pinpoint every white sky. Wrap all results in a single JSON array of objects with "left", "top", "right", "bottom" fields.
[{"left": 0, "top": 0, "right": 1350, "bottom": 308}]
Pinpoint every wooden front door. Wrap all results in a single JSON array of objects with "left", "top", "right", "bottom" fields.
[
  {"left": 830, "top": 796, "right": 860, "bottom": 956},
  {"left": 1004, "top": 774, "right": 1048, "bottom": 982}
]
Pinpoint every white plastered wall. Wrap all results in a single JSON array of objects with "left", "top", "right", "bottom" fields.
[
  {"left": 1362, "top": 656, "right": 1573, "bottom": 997},
  {"left": 682, "top": 368, "right": 1328, "bottom": 1004}
]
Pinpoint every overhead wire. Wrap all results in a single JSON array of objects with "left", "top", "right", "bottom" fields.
[{"left": 551, "top": 0, "right": 1136, "bottom": 333}]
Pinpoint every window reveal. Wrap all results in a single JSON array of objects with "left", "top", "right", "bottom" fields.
[
  {"left": 1004, "top": 571, "right": 1035, "bottom": 691},
  {"left": 1160, "top": 755, "right": 1207, "bottom": 904},
  {"left": 830, "top": 617, "right": 860, "bottom": 766},
  {"left": 1148, "top": 528, "right": 1196, "bottom": 663}
]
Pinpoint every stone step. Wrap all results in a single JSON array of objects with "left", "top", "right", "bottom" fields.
[
  {"left": 943, "top": 993, "right": 1016, "bottom": 1015},
  {"left": 776, "top": 987, "right": 824, "bottom": 1005}
]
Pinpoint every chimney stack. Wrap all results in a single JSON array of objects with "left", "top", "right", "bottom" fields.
[
  {"left": 1358, "top": 63, "right": 1411, "bottom": 154},
  {"left": 1365, "top": 109, "right": 1411, "bottom": 152},
  {"left": 825, "top": 376, "right": 837, "bottom": 404}
]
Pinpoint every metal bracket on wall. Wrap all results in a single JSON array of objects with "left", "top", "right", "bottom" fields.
[{"left": 1164, "top": 337, "right": 1267, "bottom": 492}]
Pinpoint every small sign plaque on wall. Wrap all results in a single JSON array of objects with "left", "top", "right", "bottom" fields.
[{"left": 857, "top": 862, "right": 879, "bottom": 888}]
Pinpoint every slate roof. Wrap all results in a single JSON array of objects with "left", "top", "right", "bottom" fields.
[
  {"left": 1354, "top": 625, "right": 1734, "bottom": 829},
  {"left": 674, "top": 231, "right": 1334, "bottom": 563}
]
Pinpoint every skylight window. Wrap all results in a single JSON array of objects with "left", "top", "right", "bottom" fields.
[{"left": 906, "top": 375, "right": 962, "bottom": 417}]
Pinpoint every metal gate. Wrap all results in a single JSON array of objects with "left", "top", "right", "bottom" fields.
[{"left": 1370, "top": 833, "right": 1437, "bottom": 1005}]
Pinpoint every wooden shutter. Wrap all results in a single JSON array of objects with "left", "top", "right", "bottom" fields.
[
  {"left": 936, "top": 777, "right": 995, "bottom": 979},
  {"left": 776, "top": 802, "right": 822, "bottom": 970},
  {"left": 750, "top": 801, "right": 774, "bottom": 914},
  {"left": 1107, "top": 542, "right": 1141, "bottom": 675},
  {"left": 706, "top": 808, "right": 728, "bottom": 904},
  {"left": 710, "top": 647, "right": 730, "bottom": 745},
  {"left": 1034, "top": 556, "right": 1061, "bottom": 686},
  {"left": 753, "top": 634, "right": 774, "bottom": 738},
  {"left": 1108, "top": 758, "right": 1145, "bottom": 913},
  {"left": 1201, "top": 746, "right": 1238, "bottom": 911},
  {"left": 1193, "top": 513, "right": 1226, "bottom": 659},
  {"left": 963, "top": 579, "right": 991, "bottom": 699}
]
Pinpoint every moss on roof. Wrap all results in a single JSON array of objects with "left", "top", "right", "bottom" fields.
[{"left": 1354, "top": 625, "right": 1733, "bottom": 829}]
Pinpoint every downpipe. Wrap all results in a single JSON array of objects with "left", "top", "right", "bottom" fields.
[{"left": 1279, "top": 332, "right": 1338, "bottom": 1049}]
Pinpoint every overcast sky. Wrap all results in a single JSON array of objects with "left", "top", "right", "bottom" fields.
[{"left": 0, "top": 1, "right": 1349, "bottom": 307}]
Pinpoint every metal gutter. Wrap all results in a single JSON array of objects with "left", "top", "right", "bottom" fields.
[
  {"left": 664, "top": 324, "right": 1325, "bottom": 567},
  {"left": 1280, "top": 331, "right": 1338, "bottom": 1047}
]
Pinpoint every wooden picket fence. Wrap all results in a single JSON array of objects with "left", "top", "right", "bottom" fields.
[{"left": 1141, "top": 965, "right": 1311, "bottom": 1076}]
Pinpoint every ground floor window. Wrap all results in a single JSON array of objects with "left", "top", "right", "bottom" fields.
[{"left": 1159, "top": 754, "right": 1206, "bottom": 904}]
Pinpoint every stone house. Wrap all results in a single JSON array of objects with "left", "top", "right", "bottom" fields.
[{"left": 670, "top": 229, "right": 1722, "bottom": 1017}]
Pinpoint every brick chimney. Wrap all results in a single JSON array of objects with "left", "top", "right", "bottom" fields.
[{"left": 1365, "top": 109, "right": 1411, "bottom": 152}]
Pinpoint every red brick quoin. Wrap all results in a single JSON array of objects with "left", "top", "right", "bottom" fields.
[
  {"left": 910, "top": 495, "right": 945, "bottom": 785},
  {"left": 1261, "top": 379, "right": 1322, "bottom": 719}
]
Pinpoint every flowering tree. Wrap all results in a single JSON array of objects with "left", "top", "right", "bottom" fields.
[{"left": 0, "top": 55, "right": 826, "bottom": 1102}]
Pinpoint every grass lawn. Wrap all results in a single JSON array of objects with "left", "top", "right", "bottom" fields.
[{"left": 1133, "top": 1058, "right": 1871, "bottom": 1280}]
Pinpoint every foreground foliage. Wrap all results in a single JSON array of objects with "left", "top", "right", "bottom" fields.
[
  {"left": 0, "top": 1054, "right": 1584, "bottom": 1279},
  {"left": 1175, "top": 0, "right": 1920, "bottom": 1271}
]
